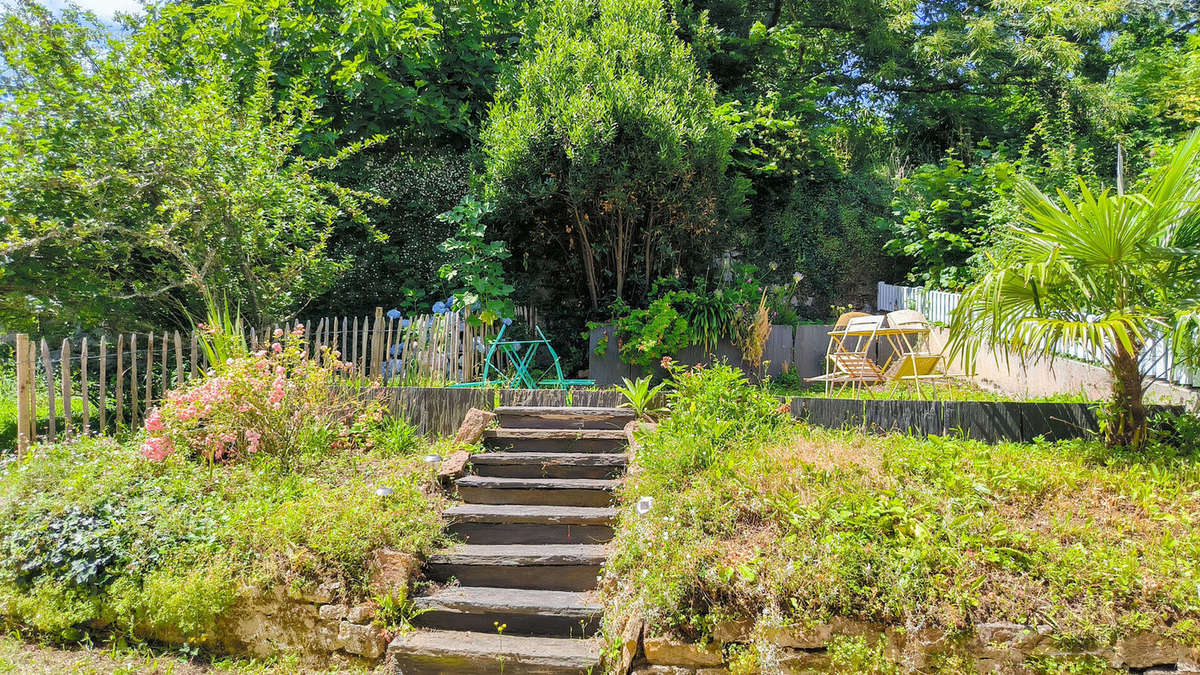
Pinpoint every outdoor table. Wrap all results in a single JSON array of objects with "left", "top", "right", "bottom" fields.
[{"left": 823, "top": 325, "right": 933, "bottom": 398}]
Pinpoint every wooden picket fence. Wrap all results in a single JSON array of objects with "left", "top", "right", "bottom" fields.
[{"left": 9, "top": 306, "right": 538, "bottom": 455}]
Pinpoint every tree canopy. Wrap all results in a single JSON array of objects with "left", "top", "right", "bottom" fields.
[
  {"left": 0, "top": 0, "right": 1196, "bottom": 362},
  {"left": 481, "top": 0, "right": 747, "bottom": 310}
]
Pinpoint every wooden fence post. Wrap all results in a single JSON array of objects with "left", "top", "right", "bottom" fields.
[
  {"left": 130, "top": 333, "right": 139, "bottom": 425},
  {"left": 99, "top": 337, "right": 107, "bottom": 432},
  {"left": 25, "top": 338, "right": 35, "bottom": 442},
  {"left": 160, "top": 332, "right": 168, "bottom": 399},
  {"left": 15, "top": 334, "right": 31, "bottom": 456},
  {"left": 144, "top": 331, "right": 154, "bottom": 415},
  {"left": 360, "top": 315, "right": 369, "bottom": 377},
  {"left": 175, "top": 332, "right": 184, "bottom": 388},
  {"left": 40, "top": 339, "right": 56, "bottom": 443},
  {"left": 60, "top": 338, "right": 73, "bottom": 437},
  {"left": 372, "top": 308, "right": 384, "bottom": 379},
  {"left": 80, "top": 337, "right": 90, "bottom": 435},
  {"left": 116, "top": 335, "right": 125, "bottom": 427}
]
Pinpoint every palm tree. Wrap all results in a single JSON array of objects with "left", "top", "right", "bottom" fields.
[{"left": 948, "top": 130, "right": 1200, "bottom": 447}]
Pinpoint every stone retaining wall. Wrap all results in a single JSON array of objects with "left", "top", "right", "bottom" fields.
[{"left": 623, "top": 619, "right": 1200, "bottom": 673}]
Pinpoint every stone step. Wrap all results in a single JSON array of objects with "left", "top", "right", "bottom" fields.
[
  {"left": 412, "top": 586, "right": 601, "bottom": 637},
  {"left": 445, "top": 505, "right": 617, "bottom": 545},
  {"left": 387, "top": 630, "right": 601, "bottom": 675},
  {"left": 426, "top": 544, "right": 607, "bottom": 592},
  {"left": 455, "top": 476, "right": 619, "bottom": 508},
  {"left": 494, "top": 406, "right": 635, "bottom": 430},
  {"left": 471, "top": 452, "right": 627, "bottom": 479},
  {"left": 483, "top": 428, "right": 627, "bottom": 453}
]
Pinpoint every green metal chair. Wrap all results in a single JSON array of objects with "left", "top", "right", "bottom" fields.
[{"left": 449, "top": 324, "right": 593, "bottom": 389}]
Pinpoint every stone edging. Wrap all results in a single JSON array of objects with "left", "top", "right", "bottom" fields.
[{"left": 622, "top": 619, "right": 1200, "bottom": 673}]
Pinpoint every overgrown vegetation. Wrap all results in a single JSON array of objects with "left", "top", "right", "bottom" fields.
[
  {"left": 0, "top": 314, "right": 448, "bottom": 644},
  {"left": 0, "top": 422, "right": 446, "bottom": 643},
  {"left": 604, "top": 364, "right": 1200, "bottom": 668}
]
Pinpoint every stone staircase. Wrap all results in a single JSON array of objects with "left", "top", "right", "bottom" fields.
[{"left": 387, "top": 406, "right": 633, "bottom": 674}]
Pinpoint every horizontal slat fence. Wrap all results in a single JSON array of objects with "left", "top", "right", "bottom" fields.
[
  {"left": 878, "top": 281, "right": 1197, "bottom": 387},
  {"left": 7, "top": 306, "right": 538, "bottom": 454}
]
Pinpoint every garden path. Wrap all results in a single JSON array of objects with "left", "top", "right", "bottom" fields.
[{"left": 387, "top": 406, "right": 633, "bottom": 674}]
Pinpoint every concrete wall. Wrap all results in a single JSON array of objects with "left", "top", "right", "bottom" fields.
[
  {"left": 587, "top": 324, "right": 832, "bottom": 386},
  {"left": 929, "top": 328, "right": 1200, "bottom": 407}
]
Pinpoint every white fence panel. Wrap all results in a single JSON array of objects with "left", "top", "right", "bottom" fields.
[{"left": 877, "top": 282, "right": 1195, "bottom": 388}]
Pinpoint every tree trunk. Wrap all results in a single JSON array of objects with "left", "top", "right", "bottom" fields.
[
  {"left": 573, "top": 209, "right": 600, "bottom": 310},
  {"left": 1108, "top": 345, "right": 1147, "bottom": 448}
]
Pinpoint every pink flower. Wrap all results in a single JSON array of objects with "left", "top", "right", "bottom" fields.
[
  {"left": 273, "top": 328, "right": 284, "bottom": 338},
  {"left": 144, "top": 408, "right": 165, "bottom": 433},
  {"left": 271, "top": 342, "right": 282, "bottom": 352},
  {"left": 141, "top": 436, "right": 175, "bottom": 462}
]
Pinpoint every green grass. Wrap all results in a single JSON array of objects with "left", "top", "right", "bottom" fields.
[
  {"left": 0, "top": 630, "right": 373, "bottom": 673},
  {"left": 0, "top": 420, "right": 449, "bottom": 644},
  {"left": 602, "top": 366, "right": 1200, "bottom": 670},
  {"left": 764, "top": 377, "right": 1091, "bottom": 403}
]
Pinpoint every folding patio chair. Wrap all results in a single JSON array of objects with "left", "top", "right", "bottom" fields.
[
  {"left": 806, "top": 314, "right": 887, "bottom": 397},
  {"left": 881, "top": 309, "right": 950, "bottom": 399}
]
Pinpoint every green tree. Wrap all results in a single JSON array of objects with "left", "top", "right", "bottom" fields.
[
  {"left": 480, "top": 0, "right": 748, "bottom": 310},
  {"left": 145, "top": 0, "right": 530, "bottom": 149},
  {"left": 437, "top": 196, "right": 514, "bottom": 326},
  {"left": 0, "top": 3, "right": 378, "bottom": 332},
  {"left": 948, "top": 130, "right": 1200, "bottom": 448}
]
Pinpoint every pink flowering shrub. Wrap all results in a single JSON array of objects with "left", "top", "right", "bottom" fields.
[{"left": 142, "top": 325, "right": 380, "bottom": 464}]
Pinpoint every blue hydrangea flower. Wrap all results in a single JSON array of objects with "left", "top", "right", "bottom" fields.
[
  {"left": 401, "top": 319, "right": 411, "bottom": 329},
  {"left": 386, "top": 308, "right": 402, "bottom": 320},
  {"left": 432, "top": 301, "right": 448, "bottom": 314},
  {"left": 502, "top": 317, "right": 513, "bottom": 326}
]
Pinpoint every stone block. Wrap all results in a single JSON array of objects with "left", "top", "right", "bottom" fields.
[
  {"left": 346, "top": 604, "right": 376, "bottom": 624},
  {"left": 643, "top": 636, "right": 724, "bottom": 667},
  {"left": 631, "top": 667, "right": 695, "bottom": 674},
  {"left": 338, "top": 621, "right": 386, "bottom": 659},
  {"left": 369, "top": 548, "right": 420, "bottom": 600},
  {"left": 454, "top": 408, "right": 495, "bottom": 444},
  {"left": 318, "top": 603, "right": 347, "bottom": 621},
  {"left": 438, "top": 450, "right": 470, "bottom": 481},
  {"left": 287, "top": 581, "right": 337, "bottom": 604},
  {"left": 762, "top": 622, "right": 833, "bottom": 649},
  {"left": 712, "top": 619, "right": 752, "bottom": 644},
  {"left": 616, "top": 617, "right": 644, "bottom": 674},
  {"left": 1117, "top": 632, "right": 1187, "bottom": 669},
  {"left": 778, "top": 649, "right": 831, "bottom": 674}
]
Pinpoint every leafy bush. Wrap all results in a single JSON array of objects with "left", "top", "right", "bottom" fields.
[
  {"left": 437, "top": 196, "right": 516, "bottom": 327},
  {"left": 608, "top": 270, "right": 795, "bottom": 370},
  {"left": 143, "top": 324, "right": 372, "bottom": 466},
  {"left": 637, "top": 361, "right": 788, "bottom": 478},
  {"left": 882, "top": 142, "right": 1019, "bottom": 289}
]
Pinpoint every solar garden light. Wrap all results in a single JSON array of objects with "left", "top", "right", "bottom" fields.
[
  {"left": 374, "top": 486, "right": 393, "bottom": 498},
  {"left": 423, "top": 454, "right": 443, "bottom": 464},
  {"left": 636, "top": 497, "right": 654, "bottom": 516}
]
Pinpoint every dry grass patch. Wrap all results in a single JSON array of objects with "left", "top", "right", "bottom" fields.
[{"left": 604, "top": 418, "right": 1200, "bottom": 653}]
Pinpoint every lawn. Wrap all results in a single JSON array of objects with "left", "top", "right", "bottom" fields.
[
  {"left": 603, "top": 364, "right": 1200, "bottom": 672},
  {"left": 0, "top": 632, "right": 352, "bottom": 674}
]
